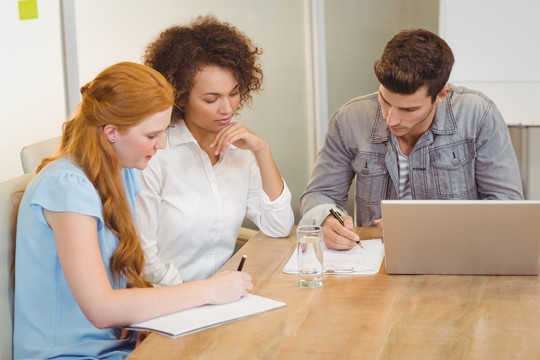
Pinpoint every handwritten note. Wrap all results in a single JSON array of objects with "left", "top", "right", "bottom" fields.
[{"left": 283, "top": 239, "right": 385, "bottom": 274}]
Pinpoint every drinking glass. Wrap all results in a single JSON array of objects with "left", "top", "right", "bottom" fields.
[{"left": 296, "top": 225, "right": 324, "bottom": 287}]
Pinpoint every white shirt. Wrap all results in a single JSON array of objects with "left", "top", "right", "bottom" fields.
[{"left": 136, "top": 121, "right": 294, "bottom": 285}]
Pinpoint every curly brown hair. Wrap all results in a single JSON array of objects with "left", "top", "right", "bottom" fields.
[
  {"left": 374, "top": 29, "right": 454, "bottom": 102},
  {"left": 143, "top": 15, "right": 263, "bottom": 122}
]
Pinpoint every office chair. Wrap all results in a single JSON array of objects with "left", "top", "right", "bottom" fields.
[
  {"left": 234, "top": 227, "right": 257, "bottom": 254},
  {"left": 0, "top": 173, "right": 32, "bottom": 360},
  {"left": 20, "top": 136, "right": 61, "bottom": 174}
]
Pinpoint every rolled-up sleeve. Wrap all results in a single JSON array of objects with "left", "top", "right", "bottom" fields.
[{"left": 245, "top": 156, "right": 294, "bottom": 237}]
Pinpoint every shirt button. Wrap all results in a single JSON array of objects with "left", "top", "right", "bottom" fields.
[{"left": 452, "top": 158, "right": 459, "bottom": 166}]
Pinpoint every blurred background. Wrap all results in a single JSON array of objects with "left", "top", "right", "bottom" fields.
[{"left": 2, "top": 0, "right": 538, "bottom": 224}]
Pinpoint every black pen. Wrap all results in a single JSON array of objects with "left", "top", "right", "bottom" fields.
[
  {"left": 329, "top": 208, "right": 344, "bottom": 226},
  {"left": 237, "top": 254, "right": 247, "bottom": 271},
  {"left": 329, "top": 209, "right": 364, "bottom": 249}
]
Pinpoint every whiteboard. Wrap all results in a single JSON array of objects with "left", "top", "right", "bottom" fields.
[
  {"left": 439, "top": 0, "right": 540, "bottom": 125},
  {"left": 440, "top": 0, "right": 540, "bottom": 82}
]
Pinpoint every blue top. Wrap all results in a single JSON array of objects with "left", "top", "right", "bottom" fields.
[{"left": 13, "top": 157, "right": 142, "bottom": 359}]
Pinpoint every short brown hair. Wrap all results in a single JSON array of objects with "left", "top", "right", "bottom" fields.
[
  {"left": 374, "top": 29, "right": 454, "bottom": 102},
  {"left": 143, "top": 15, "right": 263, "bottom": 121}
]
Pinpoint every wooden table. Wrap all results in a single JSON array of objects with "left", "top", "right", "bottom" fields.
[{"left": 127, "top": 227, "right": 540, "bottom": 360}]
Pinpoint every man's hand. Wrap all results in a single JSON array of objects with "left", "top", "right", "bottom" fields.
[{"left": 321, "top": 215, "right": 360, "bottom": 250}]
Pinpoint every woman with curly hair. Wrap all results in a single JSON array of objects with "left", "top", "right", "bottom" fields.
[
  {"left": 13, "top": 62, "right": 253, "bottom": 359},
  {"left": 137, "top": 15, "right": 294, "bottom": 285}
]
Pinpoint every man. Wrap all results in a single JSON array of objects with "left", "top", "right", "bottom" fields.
[{"left": 299, "top": 29, "right": 523, "bottom": 250}]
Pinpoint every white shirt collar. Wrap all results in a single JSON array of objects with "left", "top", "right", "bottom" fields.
[{"left": 166, "top": 120, "right": 196, "bottom": 148}]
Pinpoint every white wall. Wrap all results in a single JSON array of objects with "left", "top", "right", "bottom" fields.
[
  {"left": 0, "top": 1, "right": 66, "bottom": 182},
  {"left": 1, "top": 0, "right": 316, "bottom": 221}
]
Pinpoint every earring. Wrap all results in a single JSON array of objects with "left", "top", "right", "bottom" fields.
[{"left": 108, "top": 139, "right": 115, "bottom": 143}]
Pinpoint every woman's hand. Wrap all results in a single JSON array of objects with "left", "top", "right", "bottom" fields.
[
  {"left": 210, "top": 122, "right": 267, "bottom": 156},
  {"left": 204, "top": 270, "right": 254, "bottom": 304},
  {"left": 210, "top": 122, "right": 285, "bottom": 201}
]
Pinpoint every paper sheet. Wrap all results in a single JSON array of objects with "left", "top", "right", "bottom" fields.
[
  {"left": 127, "top": 294, "right": 285, "bottom": 338},
  {"left": 283, "top": 239, "right": 385, "bottom": 274}
]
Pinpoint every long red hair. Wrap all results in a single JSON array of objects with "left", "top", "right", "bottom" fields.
[{"left": 38, "top": 62, "right": 174, "bottom": 288}]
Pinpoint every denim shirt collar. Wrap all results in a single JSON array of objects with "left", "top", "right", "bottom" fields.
[{"left": 430, "top": 87, "right": 459, "bottom": 135}]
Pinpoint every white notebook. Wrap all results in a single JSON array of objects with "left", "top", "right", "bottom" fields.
[
  {"left": 283, "top": 239, "right": 385, "bottom": 274},
  {"left": 127, "top": 294, "right": 285, "bottom": 338}
]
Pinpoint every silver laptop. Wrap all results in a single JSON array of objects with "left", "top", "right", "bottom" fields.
[{"left": 381, "top": 200, "right": 540, "bottom": 275}]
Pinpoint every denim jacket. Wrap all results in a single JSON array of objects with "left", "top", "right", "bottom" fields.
[{"left": 300, "top": 85, "right": 524, "bottom": 227}]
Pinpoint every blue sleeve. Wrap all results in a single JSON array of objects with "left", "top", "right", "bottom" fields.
[
  {"left": 122, "top": 168, "right": 143, "bottom": 197},
  {"left": 28, "top": 169, "right": 105, "bottom": 230}
]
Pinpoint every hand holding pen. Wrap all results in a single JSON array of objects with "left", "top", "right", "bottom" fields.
[
  {"left": 206, "top": 258, "right": 253, "bottom": 303},
  {"left": 329, "top": 209, "right": 363, "bottom": 249},
  {"left": 321, "top": 208, "right": 362, "bottom": 250}
]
